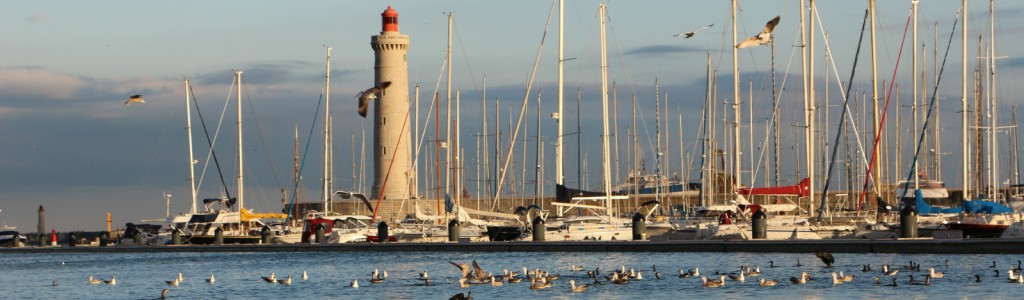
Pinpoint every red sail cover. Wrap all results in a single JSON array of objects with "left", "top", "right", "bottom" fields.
[{"left": 737, "top": 178, "right": 810, "bottom": 197}]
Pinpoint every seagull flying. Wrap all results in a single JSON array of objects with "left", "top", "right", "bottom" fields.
[
  {"left": 125, "top": 95, "right": 145, "bottom": 106},
  {"left": 673, "top": 24, "right": 714, "bottom": 38},
  {"left": 736, "top": 16, "right": 780, "bottom": 48},
  {"left": 356, "top": 81, "right": 392, "bottom": 118}
]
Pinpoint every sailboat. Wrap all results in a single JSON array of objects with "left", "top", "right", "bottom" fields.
[
  {"left": 149, "top": 71, "right": 268, "bottom": 245},
  {"left": 942, "top": 0, "right": 1018, "bottom": 238},
  {"left": 523, "top": 3, "right": 634, "bottom": 242},
  {"left": 286, "top": 48, "right": 386, "bottom": 244}
]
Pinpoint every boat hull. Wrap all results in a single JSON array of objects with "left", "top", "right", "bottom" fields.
[
  {"left": 486, "top": 226, "right": 523, "bottom": 241},
  {"left": 945, "top": 223, "right": 1009, "bottom": 238},
  {"left": 182, "top": 235, "right": 261, "bottom": 245}
]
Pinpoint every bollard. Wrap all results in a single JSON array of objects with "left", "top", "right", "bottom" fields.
[
  {"left": 632, "top": 213, "right": 646, "bottom": 241},
  {"left": 39, "top": 234, "right": 47, "bottom": 247},
  {"left": 377, "top": 222, "right": 389, "bottom": 243},
  {"left": 100, "top": 231, "right": 110, "bottom": 247},
  {"left": 214, "top": 227, "right": 224, "bottom": 245},
  {"left": 900, "top": 205, "right": 918, "bottom": 238},
  {"left": 448, "top": 219, "right": 460, "bottom": 242},
  {"left": 751, "top": 209, "right": 767, "bottom": 240},
  {"left": 171, "top": 229, "right": 181, "bottom": 245},
  {"left": 315, "top": 224, "right": 325, "bottom": 244},
  {"left": 261, "top": 226, "right": 271, "bottom": 245},
  {"left": 12, "top": 233, "right": 22, "bottom": 248},
  {"left": 68, "top": 233, "right": 77, "bottom": 247},
  {"left": 532, "top": 216, "right": 546, "bottom": 242}
]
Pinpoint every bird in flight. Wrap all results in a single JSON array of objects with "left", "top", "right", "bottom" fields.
[
  {"left": 736, "top": 16, "right": 780, "bottom": 48},
  {"left": 673, "top": 24, "right": 714, "bottom": 39},
  {"left": 356, "top": 81, "right": 392, "bottom": 118},
  {"left": 125, "top": 95, "right": 145, "bottom": 106}
]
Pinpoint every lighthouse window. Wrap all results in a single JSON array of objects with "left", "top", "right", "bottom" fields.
[
  {"left": 382, "top": 146, "right": 387, "bottom": 155},
  {"left": 382, "top": 117, "right": 386, "bottom": 125}
]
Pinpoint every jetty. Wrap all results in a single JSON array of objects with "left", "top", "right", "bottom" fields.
[{"left": 4, "top": 238, "right": 1024, "bottom": 254}]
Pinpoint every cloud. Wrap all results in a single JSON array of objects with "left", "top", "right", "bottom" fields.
[
  {"left": 625, "top": 44, "right": 707, "bottom": 56},
  {"left": 24, "top": 14, "right": 49, "bottom": 22},
  {"left": 189, "top": 61, "right": 332, "bottom": 86},
  {"left": 0, "top": 67, "right": 87, "bottom": 100}
]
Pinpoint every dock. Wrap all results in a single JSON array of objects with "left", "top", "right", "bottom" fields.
[{"left": 3, "top": 239, "right": 1023, "bottom": 254}]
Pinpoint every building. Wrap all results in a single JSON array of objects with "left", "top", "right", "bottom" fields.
[{"left": 369, "top": 6, "right": 414, "bottom": 218}]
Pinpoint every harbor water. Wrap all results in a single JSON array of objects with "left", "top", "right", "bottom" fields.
[{"left": 1, "top": 251, "right": 1021, "bottom": 299}]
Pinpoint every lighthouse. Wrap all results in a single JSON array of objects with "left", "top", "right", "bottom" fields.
[{"left": 370, "top": 6, "right": 413, "bottom": 208}]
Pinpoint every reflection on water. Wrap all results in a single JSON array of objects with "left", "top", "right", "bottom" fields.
[{"left": 0, "top": 251, "right": 1018, "bottom": 299}]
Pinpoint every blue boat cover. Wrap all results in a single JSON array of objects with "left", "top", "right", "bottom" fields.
[
  {"left": 913, "top": 189, "right": 1014, "bottom": 214},
  {"left": 914, "top": 189, "right": 963, "bottom": 214}
]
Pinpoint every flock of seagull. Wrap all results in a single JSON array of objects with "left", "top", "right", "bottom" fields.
[{"left": 73, "top": 253, "right": 1024, "bottom": 299}]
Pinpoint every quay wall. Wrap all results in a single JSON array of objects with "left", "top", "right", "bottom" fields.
[{"left": 4, "top": 239, "right": 1023, "bottom": 254}]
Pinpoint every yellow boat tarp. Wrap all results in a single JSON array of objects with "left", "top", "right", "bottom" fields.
[{"left": 239, "top": 208, "right": 287, "bottom": 221}]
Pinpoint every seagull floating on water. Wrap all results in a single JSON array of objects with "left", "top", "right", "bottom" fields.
[
  {"left": 206, "top": 274, "right": 215, "bottom": 284},
  {"left": 736, "top": 16, "right": 780, "bottom": 48},
  {"left": 278, "top": 275, "right": 292, "bottom": 285},
  {"left": 789, "top": 272, "right": 809, "bottom": 284},
  {"left": 569, "top": 279, "right": 589, "bottom": 292},
  {"left": 673, "top": 24, "right": 714, "bottom": 38},
  {"left": 262, "top": 273, "right": 277, "bottom": 284},
  {"left": 104, "top": 277, "right": 117, "bottom": 285}
]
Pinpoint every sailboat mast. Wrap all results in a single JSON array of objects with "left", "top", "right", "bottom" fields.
[
  {"left": 656, "top": 77, "right": 662, "bottom": 203},
  {"left": 446, "top": 13, "right": 453, "bottom": 204},
  {"left": 323, "top": 47, "right": 332, "bottom": 212},
  {"left": 599, "top": 3, "right": 612, "bottom": 212},
  {"left": 809, "top": 0, "right": 817, "bottom": 214},
  {"left": 536, "top": 90, "right": 542, "bottom": 201},
  {"left": 701, "top": 53, "right": 711, "bottom": 207},
  {"left": 482, "top": 77, "right": 489, "bottom": 200},
  {"left": 731, "top": 0, "right": 742, "bottom": 192},
  {"left": 988, "top": 0, "right": 997, "bottom": 199},
  {"left": 800, "top": 0, "right": 813, "bottom": 213},
  {"left": 912, "top": 0, "right": 919, "bottom": 190},
  {"left": 556, "top": 0, "right": 565, "bottom": 188},
  {"left": 870, "top": 0, "right": 882, "bottom": 198},
  {"left": 455, "top": 90, "right": 461, "bottom": 211},
  {"left": 962, "top": 0, "right": 969, "bottom": 199},
  {"left": 235, "top": 70, "right": 244, "bottom": 212},
  {"left": 185, "top": 77, "right": 197, "bottom": 214},
  {"left": 414, "top": 83, "right": 420, "bottom": 198}
]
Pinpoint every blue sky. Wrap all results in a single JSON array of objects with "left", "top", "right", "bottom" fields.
[{"left": 2, "top": 0, "right": 1023, "bottom": 231}]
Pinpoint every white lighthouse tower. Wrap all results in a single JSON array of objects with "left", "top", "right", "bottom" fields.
[{"left": 370, "top": 6, "right": 413, "bottom": 206}]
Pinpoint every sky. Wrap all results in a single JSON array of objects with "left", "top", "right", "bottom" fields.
[{"left": 2, "top": 0, "right": 1024, "bottom": 231}]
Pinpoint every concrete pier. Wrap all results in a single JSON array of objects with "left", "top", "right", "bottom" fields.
[{"left": 3, "top": 239, "right": 1023, "bottom": 254}]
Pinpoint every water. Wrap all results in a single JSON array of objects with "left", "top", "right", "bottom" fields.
[{"left": 1, "top": 251, "right": 1020, "bottom": 299}]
